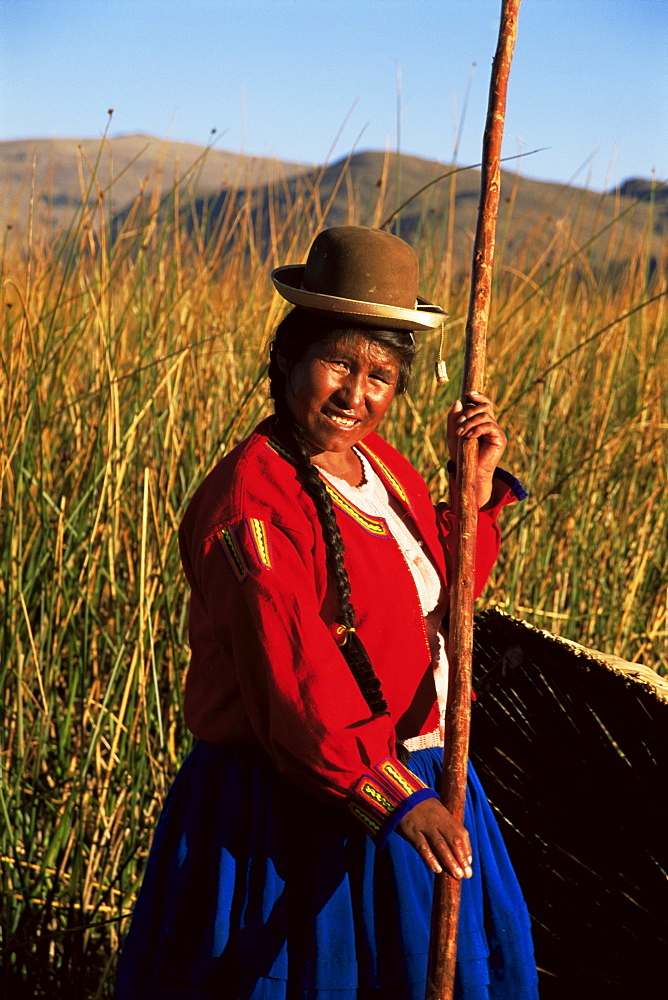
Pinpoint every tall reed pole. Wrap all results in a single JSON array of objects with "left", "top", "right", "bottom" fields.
[{"left": 426, "top": 2, "right": 522, "bottom": 997}]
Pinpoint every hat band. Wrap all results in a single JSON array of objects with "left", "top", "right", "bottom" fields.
[{"left": 272, "top": 265, "right": 446, "bottom": 333}]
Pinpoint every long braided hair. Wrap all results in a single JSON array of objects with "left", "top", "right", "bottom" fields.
[{"left": 268, "top": 308, "right": 416, "bottom": 753}]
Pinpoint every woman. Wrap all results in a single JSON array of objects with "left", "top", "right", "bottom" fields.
[{"left": 116, "top": 227, "right": 538, "bottom": 999}]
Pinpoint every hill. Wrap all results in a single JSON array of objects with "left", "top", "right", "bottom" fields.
[
  {"left": 187, "top": 149, "right": 666, "bottom": 279},
  {"left": 0, "top": 134, "right": 309, "bottom": 238},
  {"left": 1, "top": 136, "right": 664, "bottom": 279}
]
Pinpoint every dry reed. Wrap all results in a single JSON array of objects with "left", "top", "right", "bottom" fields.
[{"left": 1, "top": 142, "right": 666, "bottom": 996}]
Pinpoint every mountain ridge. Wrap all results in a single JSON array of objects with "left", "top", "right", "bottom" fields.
[{"left": 1, "top": 136, "right": 664, "bottom": 278}]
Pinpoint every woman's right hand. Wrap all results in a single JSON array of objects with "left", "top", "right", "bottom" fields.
[{"left": 396, "top": 798, "right": 473, "bottom": 877}]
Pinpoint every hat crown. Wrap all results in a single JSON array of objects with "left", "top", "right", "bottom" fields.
[{"left": 301, "top": 227, "right": 419, "bottom": 310}]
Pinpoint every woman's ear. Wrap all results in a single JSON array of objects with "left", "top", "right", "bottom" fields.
[{"left": 276, "top": 351, "right": 289, "bottom": 375}]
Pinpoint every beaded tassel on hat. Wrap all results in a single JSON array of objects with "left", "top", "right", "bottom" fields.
[{"left": 435, "top": 323, "right": 449, "bottom": 384}]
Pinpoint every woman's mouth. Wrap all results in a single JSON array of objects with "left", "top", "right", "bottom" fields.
[{"left": 325, "top": 412, "right": 359, "bottom": 429}]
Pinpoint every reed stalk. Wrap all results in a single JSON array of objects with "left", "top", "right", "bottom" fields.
[{"left": 0, "top": 129, "right": 665, "bottom": 996}]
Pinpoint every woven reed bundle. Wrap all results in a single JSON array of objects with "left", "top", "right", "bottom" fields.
[{"left": 470, "top": 608, "right": 667, "bottom": 1000}]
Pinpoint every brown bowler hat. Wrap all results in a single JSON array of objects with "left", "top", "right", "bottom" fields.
[{"left": 271, "top": 226, "right": 446, "bottom": 332}]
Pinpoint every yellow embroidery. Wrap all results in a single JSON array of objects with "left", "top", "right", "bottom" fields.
[
  {"left": 358, "top": 442, "right": 411, "bottom": 508},
  {"left": 348, "top": 803, "right": 382, "bottom": 833},
  {"left": 359, "top": 780, "right": 394, "bottom": 814},
  {"left": 248, "top": 518, "right": 272, "bottom": 569},
  {"left": 379, "top": 759, "right": 426, "bottom": 797},
  {"left": 268, "top": 437, "right": 393, "bottom": 537},
  {"left": 323, "top": 481, "right": 391, "bottom": 537}
]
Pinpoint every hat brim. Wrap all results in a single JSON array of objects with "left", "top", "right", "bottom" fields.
[{"left": 272, "top": 264, "right": 446, "bottom": 332}]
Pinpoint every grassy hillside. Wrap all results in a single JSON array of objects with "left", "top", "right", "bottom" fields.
[
  {"left": 0, "top": 132, "right": 309, "bottom": 238},
  {"left": 1, "top": 145, "right": 666, "bottom": 996},
  {"left": 193, "top": 147, "right": 666, "bottom": 281},
  {"left": 2, "top": 133, "right": 665, "bottom": 281}
]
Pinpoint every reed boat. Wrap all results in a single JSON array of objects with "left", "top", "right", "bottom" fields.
[{"left": 471, "top": 608, "right": 668, "bottom": 999}]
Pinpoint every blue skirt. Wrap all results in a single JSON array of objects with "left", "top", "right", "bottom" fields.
[{"left": 116, "top": 743, "right": 537, "bottom": 999}]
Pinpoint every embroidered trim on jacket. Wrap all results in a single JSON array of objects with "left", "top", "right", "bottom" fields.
[
  {"left": 358, "top": 441, "right": 412, "bottom": 509},
  {"left": 347, "top": 756, "right": 428, "bottom": 835},
  {"left": 268, "top": 435, "right": 397, "bottom": 538},
  {"left": 217, "top": 526, "right": 249, "bottom": 583},
  {"left": 323, "top": 480, "right": 391, "bottom": 537},
  {"left": 247, "top": 517, "right": 272, "bottom": 569},
  {"left": 266, "top": 438, "right": 295, "bottom": 465}
]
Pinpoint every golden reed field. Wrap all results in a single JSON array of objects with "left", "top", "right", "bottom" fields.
[{"left": 1, "top": 140, "right": 666, "bottom": 996}]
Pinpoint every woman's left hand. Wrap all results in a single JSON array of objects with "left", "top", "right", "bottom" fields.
[
  {"left": 396, "top": 797, "right": 473, "bottom": 877},
  {"left": 447, "top": 392, "right": 507, "bottom": 509}
]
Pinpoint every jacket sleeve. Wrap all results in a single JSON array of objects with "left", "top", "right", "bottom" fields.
[
  {"left": 183, "top": 515, "right": 439, "bottom": 844},
  {"left": 436, "top": 465, "right": 528, "bottom": 598}
]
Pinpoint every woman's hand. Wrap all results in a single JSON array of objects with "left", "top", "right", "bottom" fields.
[
  {"left": 396, "top": 798, "right": 473, "bottom": 878},
  {"left": 447, "top": 392, "right": 507, "bottom": 508}
]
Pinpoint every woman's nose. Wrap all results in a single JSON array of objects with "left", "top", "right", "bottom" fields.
[{"left": 336, "top": 374, "right": 365, "bottom": 407}]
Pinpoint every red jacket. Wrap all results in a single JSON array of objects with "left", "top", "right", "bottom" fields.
[{"left": 179, "top": 418, "right": 523, "bottom": 843}]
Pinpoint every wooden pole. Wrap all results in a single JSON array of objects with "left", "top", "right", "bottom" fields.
[{"left": 425, "top": 2, "right": 522, "bottom": 997}]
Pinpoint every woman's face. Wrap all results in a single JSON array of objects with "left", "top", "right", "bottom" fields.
[{"left": 280, "top": 332, "right": 400, "bottom": 456}]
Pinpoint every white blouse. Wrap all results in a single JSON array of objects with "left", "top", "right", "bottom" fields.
[{"left": 320, "top": 448, "right": 447, "bottom": 748}]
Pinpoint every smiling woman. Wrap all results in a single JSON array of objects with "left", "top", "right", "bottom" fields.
[
  {"left": 282, "top": 335, "right": 399, "bottom": 453},
  {"left": 276, "top": 328, "right": 404, "bottom": 480},
  {"left": 115, "top": 227, "right": 538, "bottom": 1000}
]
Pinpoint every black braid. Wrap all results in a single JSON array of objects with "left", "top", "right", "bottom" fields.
[
  {"left": 273, "top": 394, "right": 389, "bottom": 717},
  {"left": 268, "top": 310, "right": 416, "bottom": 760}
]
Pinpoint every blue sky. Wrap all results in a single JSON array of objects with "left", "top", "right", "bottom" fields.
[{"left": 1, "top": 0, "right": 666, "bottom": 190}]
